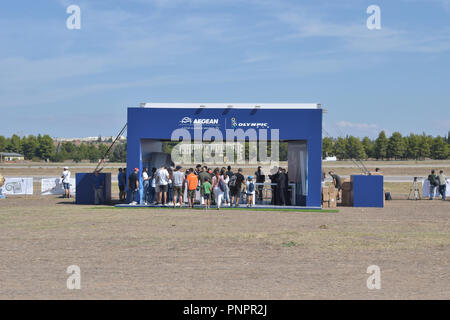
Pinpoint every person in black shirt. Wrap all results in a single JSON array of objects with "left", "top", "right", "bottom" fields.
[
  {"left": 226, "top": 166, "right": 234, "bottom": 180},
  {"left": 230, "top": 168, "right": 245, "bottom": 207},
  {"left": 328, "top": 171, "right": 342, "bottom": 192},
  {"left": 128, "top": 168, "right": 139, "bottom": 205},
  {"left": 276, "top": 168, "right": 288, "bottom": 206},
  {"left": 255, "top": 166, "right": 265, "bottom": 202}
]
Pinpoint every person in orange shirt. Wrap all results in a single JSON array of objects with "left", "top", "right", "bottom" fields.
[{"left": 186, "top": 168, "right": 198, "bottom": 208}]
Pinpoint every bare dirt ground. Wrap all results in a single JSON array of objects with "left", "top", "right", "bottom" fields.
[{"left": 0, "top": 195, "right": 449, "bottom": 300}]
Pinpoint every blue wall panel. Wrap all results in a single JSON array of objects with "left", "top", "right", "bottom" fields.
[
  {"left": 75, "top": 173, "right": 111, "bottom": 204},
  {"left": 351, "top": 175, "right": 384, "bottom": 208}
]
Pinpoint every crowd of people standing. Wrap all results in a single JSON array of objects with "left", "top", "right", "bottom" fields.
[{"left": 120, "top": 164, "right": 291, "bottom": 209}]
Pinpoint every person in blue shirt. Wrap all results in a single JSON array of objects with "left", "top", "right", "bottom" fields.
[
  {"left": 118, "top": 168, "right": 126, "bottom": 202},
  {"left": 93, "top": 170, "right": 105, "bottom": 205}
]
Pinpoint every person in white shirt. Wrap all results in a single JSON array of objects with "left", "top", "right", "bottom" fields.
[
  {"left": 157, "top": 166, "right": 170, "bottom": 205},
  {"left": 61, "top": 167, "right": 71, "bottom": 198},
  {"left": 142, "top": 168, "right": 150, "bottom": 205}
]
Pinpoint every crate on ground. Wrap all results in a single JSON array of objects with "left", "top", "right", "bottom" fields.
[{"left": 322, "top": 185, "right": 337, "bottom": 208}]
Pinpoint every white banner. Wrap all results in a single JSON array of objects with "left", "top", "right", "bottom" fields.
[
  {"left": 41, "top": 178, "right": 76, "bottom": 195},
  {"left": 0, "top": 177, "right": 33, "bottom": 195},
  {"left": 422, "top": 179, "right": 450, "bottom": 198}
]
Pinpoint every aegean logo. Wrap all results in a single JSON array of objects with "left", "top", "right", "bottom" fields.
[
  {"left": 179, "top": 117, "right": 219, "bottom": 125},
  {"left": 180, "top": 117, "right": 192, "bottom": 124}
]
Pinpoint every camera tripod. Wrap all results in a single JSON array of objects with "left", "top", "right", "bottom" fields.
[{"left": 408, "top": 178, "right": 421, "bottom": 200}]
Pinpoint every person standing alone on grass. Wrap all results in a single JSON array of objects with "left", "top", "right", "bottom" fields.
[
  {"left": 93, "top": 170, "right": 105, "bottom": 205},
  {"left": 438, "top": 170, "right": 447, "bottom": 201},
  {"left": 128, "top": 168, "right": 139, "bottom": 205},
  {"left": 61, "top": 166, "right": 71, "bottom": 199},
  {"left": 202, "top": 177, "right": 212, "bottom": 210},
  {"left": 186, "top": 168, "right": 198, "bottom": 208},
  {"left": 428, "top": 170, "right": 438, "bottom": 200}
]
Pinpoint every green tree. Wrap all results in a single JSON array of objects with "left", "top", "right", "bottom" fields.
[
  {"left": 110, "top": 143, "right": 127, "bottom": 162},
  {"left": 362, "top": 137, "right": 373, "bottom": 159},
  {"left": 387, "top": 132, "right": 406, "bottom": 160},
  {"left": 418, "top": 134, "right": 431, "bottom": 159},
  {"left": 431, "top": 136, "right": 448, "bottom": 159},
  {"left": 322, "top": 137, "right": 334, "bottom": 159},
  {"left": 406, "top": 134, "right": 421, "bottom": 160},
  {"left": 333, "top": 137, "right": 347, "bottom": 160},
  {"left": 22, "top": 135, "right": 39, "bottom": 160},
  {"left": 374, "top": 131, "right": 388, "bottom": 160},
  {"left": 38, "top": 135, "right": 55, "bottom": 161},
  {"left": 7, "top": 134, "right": 22, "bottom": 153},
  {"left": 345, "top": 136, "right": 367, "bottom": 159},
  {"left": 87, "top": 144, "right": 100, "bottom": 162},
  {"left": 0, "top": 136, "right": 7, "bottom": 152}
]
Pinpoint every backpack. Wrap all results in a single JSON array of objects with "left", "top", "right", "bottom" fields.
[
  {"left": 229, "top": 175, "right": 237, "bottom": 187},
  {"left": 248, "top": 182, "right": 255, "bottom": 193},
  {"left": 219, "top": 178, "right": 226, "bottom": 192},
  {"left": 429, "top": 175, "right": 438, "bottom": 187}
]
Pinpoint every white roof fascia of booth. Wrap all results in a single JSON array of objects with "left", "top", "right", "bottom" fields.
[{"left": 139, "top": 103, "right": 321, "bottom": 109}]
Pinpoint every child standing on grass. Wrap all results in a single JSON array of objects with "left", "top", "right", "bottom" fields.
[{"left": 202, "top": 178, "right": 212, "bottom": 210}]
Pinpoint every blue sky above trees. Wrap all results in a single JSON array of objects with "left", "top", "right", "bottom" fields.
[{"left": 1, "top": 0, "right": 449, "bottom": 138}]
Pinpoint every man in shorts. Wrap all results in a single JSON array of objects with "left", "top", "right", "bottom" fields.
[
  {"left": 157, "top": 166, "right": 170, "bottom": 206},
  {"left": 61, "top": 166, "right": 71, "bottom": 198},
  {"left": 186, "top": 168, "right": 198, "bottom": 208},
  {"left": 172, "top": 165, "right": 185, "bottom": 207}
]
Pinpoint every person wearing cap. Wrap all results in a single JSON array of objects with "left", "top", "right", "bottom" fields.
[
  {"left": 61, "top": 166, "right": 71, "bottom": 199},
  {"left": 128, "top": 168, "right": 139, "bottom": 205},
  {"left": 172, "top": 165, "right": 185, "bottom": 207}
]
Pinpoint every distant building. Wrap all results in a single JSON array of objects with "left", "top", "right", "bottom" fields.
[
  {"left": 54, "top": 136, "right": 126, "bottom": 143},
  {"left": 0, "top": 152, "right": 25, "bottom": 162}
]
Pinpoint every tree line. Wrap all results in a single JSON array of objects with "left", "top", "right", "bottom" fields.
[
  {"left": 322, "top": 131, "right": 450, "bottom": 160},
  {"left": 0, "top": 131, "right": 449, "bottom": 162},
  {"left": 0, "top": 134, "right": 127, "bottom": 162}
]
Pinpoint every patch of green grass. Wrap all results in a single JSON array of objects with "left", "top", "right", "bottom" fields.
[
  {"left": 92, "top": 206, "right": 339, "bottom": 213},
  {"left": 282, "top": 241, "right": 298, "bottom": 247}
]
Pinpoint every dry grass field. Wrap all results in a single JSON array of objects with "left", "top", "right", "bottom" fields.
[{"left": 0, "top": 195, "right": 449, "bottom": 300}]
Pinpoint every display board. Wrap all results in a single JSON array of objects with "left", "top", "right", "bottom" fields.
[
  {"left": 41, "top": 178, "right": 76, "bottom": 195},
  {"left": 422, "top": 179, "right": 450, "bottom": 197},
  {"left": 0, "top": 177, "right": 33, "bottom": 195}
]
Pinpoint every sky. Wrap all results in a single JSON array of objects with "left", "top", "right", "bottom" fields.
[{"left": 0, "top": 0, "right": 449, "bottom": 139}]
